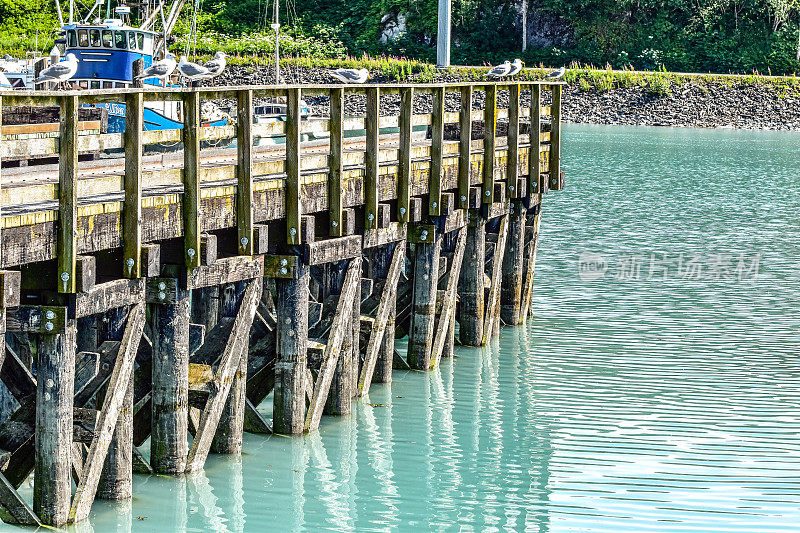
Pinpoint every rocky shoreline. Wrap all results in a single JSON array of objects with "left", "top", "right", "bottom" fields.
[{"left": 212, "top": 65, "right": 800, "bottom": 131}]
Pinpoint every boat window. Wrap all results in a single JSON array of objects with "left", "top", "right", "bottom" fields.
[
  {"left": 91, "top": 80, "right": 100, "bottom": 89},
  {"left": 78, "top": 29, "right": 88, "bottom": 47},
  {"left": 115, "top": 31, "right": 126, "bottom": 49},
  {"left": 128, "top": 32, "right": 137, "bottom": 50},
  {"left": 90, "top": 29, "right": 101, "bottom": 47},
  {"left": 103, "top": 81, "right": 113, "bottom": 88},
  {"left": 67, "top": 30, "right": 77, "bottom": 48},
  {"left": 79, "top": 80, "right": 88, "bottom": 89},
  {"left": 137, "top": 33, "right": 144, "bottom": 50},
  {"left": 102, "top": 30, "right": 113, "bottom": 48}
]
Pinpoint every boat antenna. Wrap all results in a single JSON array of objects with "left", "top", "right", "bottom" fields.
[
  {"left": 55, "top": 0, "right": 65, "bottom": 27},
  {"left": 69, "top": 0, "right": 74, "bottom": 24},
  {"left": 271, "top": 0, "right": 279, "bottom": 84}
]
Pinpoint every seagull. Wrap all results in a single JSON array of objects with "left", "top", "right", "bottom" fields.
[
  {"left": 177, "top": 56, "right": 211, "bottom": 85},
  {"left": 35, "top": 53, "right": 78, "bottom": 89},
  {"left": 49, "top": 46, "right": 61, "bottom": 65},
  {"left": 202, "top": 51, "right": 227, "bottom": 80},
  {"left": 330, "top": 68, "right": 369, "bottom": 84},
  {"left": 508, "top": 58, "right": 524, "bottom": 77},
  {"left": 137, "top": 53, "right": 177, "bottom": 86},
  {"left": 486, "top": 61, "right": 512, "bottom": 79},
  {"left": 547, "top": 66, "right": 566, "bottom": 79}
]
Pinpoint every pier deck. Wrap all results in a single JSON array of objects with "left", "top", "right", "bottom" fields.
[{"left": 0, "top": 80, "right": 564, "bottom": 526}]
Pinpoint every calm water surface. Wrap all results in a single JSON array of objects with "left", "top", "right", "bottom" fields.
[{"left": 30, "top": 124, "right": 800, "bottom": 531}]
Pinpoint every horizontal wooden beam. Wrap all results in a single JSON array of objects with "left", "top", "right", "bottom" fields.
[
  {"left": 73, "top": 278, "right": 145, "bottom": 318},
  {"left": 303, "top": 236, "right": 362, "bottom": 266}
]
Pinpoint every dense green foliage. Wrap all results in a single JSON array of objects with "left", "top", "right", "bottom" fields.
[{"left": 3, "top": 0, "right": 800, "bottom": 74}]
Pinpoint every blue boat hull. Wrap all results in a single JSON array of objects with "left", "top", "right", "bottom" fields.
[{"left": 91, "top": 102, "right": 228, "bottom": 133}]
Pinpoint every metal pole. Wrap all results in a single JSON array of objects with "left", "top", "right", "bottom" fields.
[
  {"left": 272, "top": 0, "right": 280, "bottom": 83},
  {"left": 436, "top": 0, "right": 451, "bottom": 68},
  {"left": 522, "top": 0, "right": 527, "bottom": 51}
]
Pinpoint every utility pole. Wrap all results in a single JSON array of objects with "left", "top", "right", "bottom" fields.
[
  {"left": 272, "top": 0, "right": 280, "bottom": 83},
  {"left": 436, "top": 0, "right": 451, "bottom": 68},
  {"left": 522, "top": 0, "right": 527, "bottom": 51}
]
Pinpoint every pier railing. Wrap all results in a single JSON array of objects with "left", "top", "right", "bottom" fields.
[{"left": 0, "top": 80, "right": 564, "bottom": 527}]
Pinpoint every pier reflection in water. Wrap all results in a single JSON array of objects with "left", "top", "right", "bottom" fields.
[{"left": 44, "top": 123, "right": 800, "bottom": 532}]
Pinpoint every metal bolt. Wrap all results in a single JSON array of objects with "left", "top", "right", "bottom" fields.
[
  {"left": 60, "top": 272, "right": 70, "bottom": 282},
  {"left": 159, "top": 291, "right": 166, "bottom": 300},
  {"left": 289, "top": 227, "right": 297, "bottom": 236},
  {"left": 280, "top": 267, "right": 288, "bottom": 275},
  {"left": 399, "top": 207, "right": 406, "bottom": 215},
  {"left": 485, "top": 190, "right": 491, "bottom": 196},
  {"left": 509, "top": 185, "right": 514, "bottom": 191},
  {"left": 158, "top": 282, "right": 166, "bottom": 291},
  {"left": 460, "top": 195, "right": 467, "bottom": 201},
  {"left": 241, "top": 237, "right": 249, "bottom": 246},
  {"left": 332, "top": 221, "right": 339, "bottom": 227},
  {"left": 187, "top": 248, "right": 196, "bottom": 258},
  {"left": 45, "top": 310, "right": 55, "bottom": 320},
  {"left": 432, "top": 202, "right": 437, "bottom": 209},
  {"left": 126, "top": 258, "right": 135, "bottom": 268},
  {"left": 45, "top": 322, "right": 54, "bottom": 332},
  {"left": 368, "top": 213, "right": 374, "bottom": 221},
  {"left": 280, "top": 258, "right": 288, "bottom": 267}
]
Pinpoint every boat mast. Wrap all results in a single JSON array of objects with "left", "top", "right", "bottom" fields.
[{"left": 271, "top": 0, "right": 279, "bottom": 83}]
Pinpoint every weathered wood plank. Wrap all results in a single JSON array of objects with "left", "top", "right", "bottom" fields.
[
  {"left": 304, "top": 235, "right": 362, "bottom": 266},
  {"left": 549, "top": 85, "right": 562, "bottom": 190},
  {"left": 500, "top": 204, "right": 526, "bottom": 325},
  {"left": 187, "top": 255, "right": 264, "bottom": 289},
  {"left": 483, "top": 214, "right": 509, "bottom": 344},
  {"left": 507, "top": 84, "right": 520, "bottom": 199},
  {"left": 482, "top": 85, "right": 497, "bottom": 205},
  {"left": 328, "top": 87, "right": 344, "bottom": 236},
  {"left": 520, "top": 209, "right": 541, "bottom": 320},
  {"left": 73, "top": 279, "right": 146, "bottom": 318},
  {"left": 430, "top": 226, "right": 467, "bottom": 369},
  {"left": 365, "top": 86, "right": 380, "bottom": 229},
  {"left": 305, "top": 257, "right": 360, "bottom": 432},
  {"left": 123, "top": 91, "right": 143, "bottom": 279},
  {"left": 183, "top": 91, "right": 201, "bottom": 272},
  {"left": 358, "top": 243, "right": 405, "bottom": 395},
  {"left": 69, "top": 303, "right": 145, "bottom": 523},
  {"left": 529, "top": 85, "right": 541, "bottom": 196},
  {"left": 57, "top": 94, "right": 78, "bottom": 293},
  {"left": 429, "top": 86, "right": 444, "bottom": 216},
  {"left": 408, "top": 228, "right": 442, "bottom": 370},
  {"left": 0, "top": 470, "right": 40, "bottom": 525},
  {"left": 398, "top": 87, "right": 413, "bottom": 223},
  {"left": 185, "top": 277, "right": 261, "bottom": 473},
  {"left": 458, "top": 213, "right": 485, "bottom": 346},
  {"left": 458, "top": 86, "right": 473, "bottom": 210},
  {"left": 285, "top": 88, "right": 302, "bottom": 245},
  {"left": 237, "top": 89, "right": 254, "bottom": 255}
]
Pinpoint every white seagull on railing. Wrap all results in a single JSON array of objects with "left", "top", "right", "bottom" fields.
[
  {"left": 177, "top": 56, "right": 211, "bottom": 84},
  {"left": 547, "top": 66, "right": 566, "bottom": 79},
  {"left": 508, "top": 58, "right": 524, "bottom": 77},
  {"left": 136, "top": 53, "right": 177, "bottom": 86},
  {"left": 203, "top": 51, "right": 227, "bottom": 78},
  {"left": 330, "top": 68, "right": 369, "bottom": 84},
  {"left": 35, "top": 53, "right": 78, "bottom": 89},
  {"left": 486, "top": 61, "right": 512, "bottom": 79}
]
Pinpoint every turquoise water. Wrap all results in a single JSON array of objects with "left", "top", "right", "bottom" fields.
[{"left": 21, "top": 124, "right": 800, "bottom": 531}]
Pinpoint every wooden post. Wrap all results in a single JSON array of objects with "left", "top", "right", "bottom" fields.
[
  {"left": 430, "top": 226, "right": 467, "bottom": 370},
  {"left": 501, "top": 202, "right": 526, "bottom": 325},
  {"left": 458, "top": 86, "right": 473, "bottom": 210},
  {"left": 529, "top": 84, "right": 541, "bottom": 196},
  {"left": 520, "top": 207, "right": 542, "bottom": 320},
  {"left": 97, "top": 307, "right": 133, "bottom": 501},
  {"left": 33, "top": 311, "right": 75, "bottom": 527},
  {"left": 237, "top": 89, "right": 254, "bottom": 255},
  {"left": 273, "top": 259, "right": 308, "bottom": 435},
  {"left": 508, "top": 83, "right": 520, "bottom": 199},
  {"left": 150, "top": 281, "right": 190, "bottom": 474},
  {"left": 123, "top": 91, "right": 143, "bottom": 279},
  {"left": 365, "top": 86, "right": 380, "bottom": 229},
  {"left": 324, "top": 261, "right": 355, "bottom": 415},
  {"left": 458, "top": 213, "right": 485, "bottom": 346},
  {"left": 58, "top": 95, "right": 78, "bottom": 293},
  {"left": 549, "top": 84, "right": 562, "bottom": 190},
  {"left": 483, "top": 215, "right": 509, "bottom": 343},
  {"left": 211, "top": 282, "right": 247, "bottom": 454},
  {"left": 429, "top": 86, "right": 444, "bottom": 216},
  {"left": 408, "top": 231, "right": 442, "bottom": 370},
  {"left": 368, "top": 243, "right": 400, "bottom": 384},
  {"left": 398, "top": 87, "right": 413, "bottom": 223},
  {"left": 285, "top": 88, "right": 302, "bottom": 245},
  {"left": 482, "top": 84, "right": 497, "bottom": 205},
  {"left": 329, "top": 88, "right": 344, "bottom": 236},
  {"left": 183, "top": 91, "right": 201, "bottom": 272}
]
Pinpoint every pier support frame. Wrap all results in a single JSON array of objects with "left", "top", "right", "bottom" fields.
[
  {"left": 408, "top": 230, "right": 442, "bottom": 370},
  {"left": 501, "top": 201, "right": 527, "bottom": 326}
]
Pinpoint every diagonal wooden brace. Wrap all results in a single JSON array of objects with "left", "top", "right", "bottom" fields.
[{"left": 430, "top": 227, "right": 468, "bottom": 370}]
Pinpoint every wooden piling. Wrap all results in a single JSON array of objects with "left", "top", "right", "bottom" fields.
[
  {"left": 273, "top": 259, "right": 309, "bottom": 435},
  {"left": 150, "top": 282, "right": 190, "bottom": 474},
  {"left": 324, "top": 261, "right": 355, "bottom": 415},
  {"left": 501, "top": 203, "right": 527, "bottom": 325},
  {"left": 33, "top": 311, "right": 75, "bottom": 527},
  {"left": 57, "top": 95, "right": 78, "bottom": 293},
  {"left": 97, "top": 307, "right": 133, "bottom": 501},
  {"left": 458, "top": 214, "right": 486, "bottom": 346},
  {"left": 398, "top": 87, "right": 413, "bottom": 223},
  {"left": 549, "top": 85, "right": 562, "bottom": 190},
  {"left": 123, "top": 91, "right": 143, "bottom": 279},
  {"left": 211, "top": 282, "right": 247, "bottom": 454},
  {"left": 408, "top": 231, "right": 442, "bottom": 370},
  {"left": 369, "top": 243, "right": 399, "bottom": 384},
  {"left": 182, "top": 92, "right": 201, "bottom": 272}
]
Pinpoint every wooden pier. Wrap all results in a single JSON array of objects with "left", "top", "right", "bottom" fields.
[{"left": 0, "top": 80, "right": 564, "bottom": 526}]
